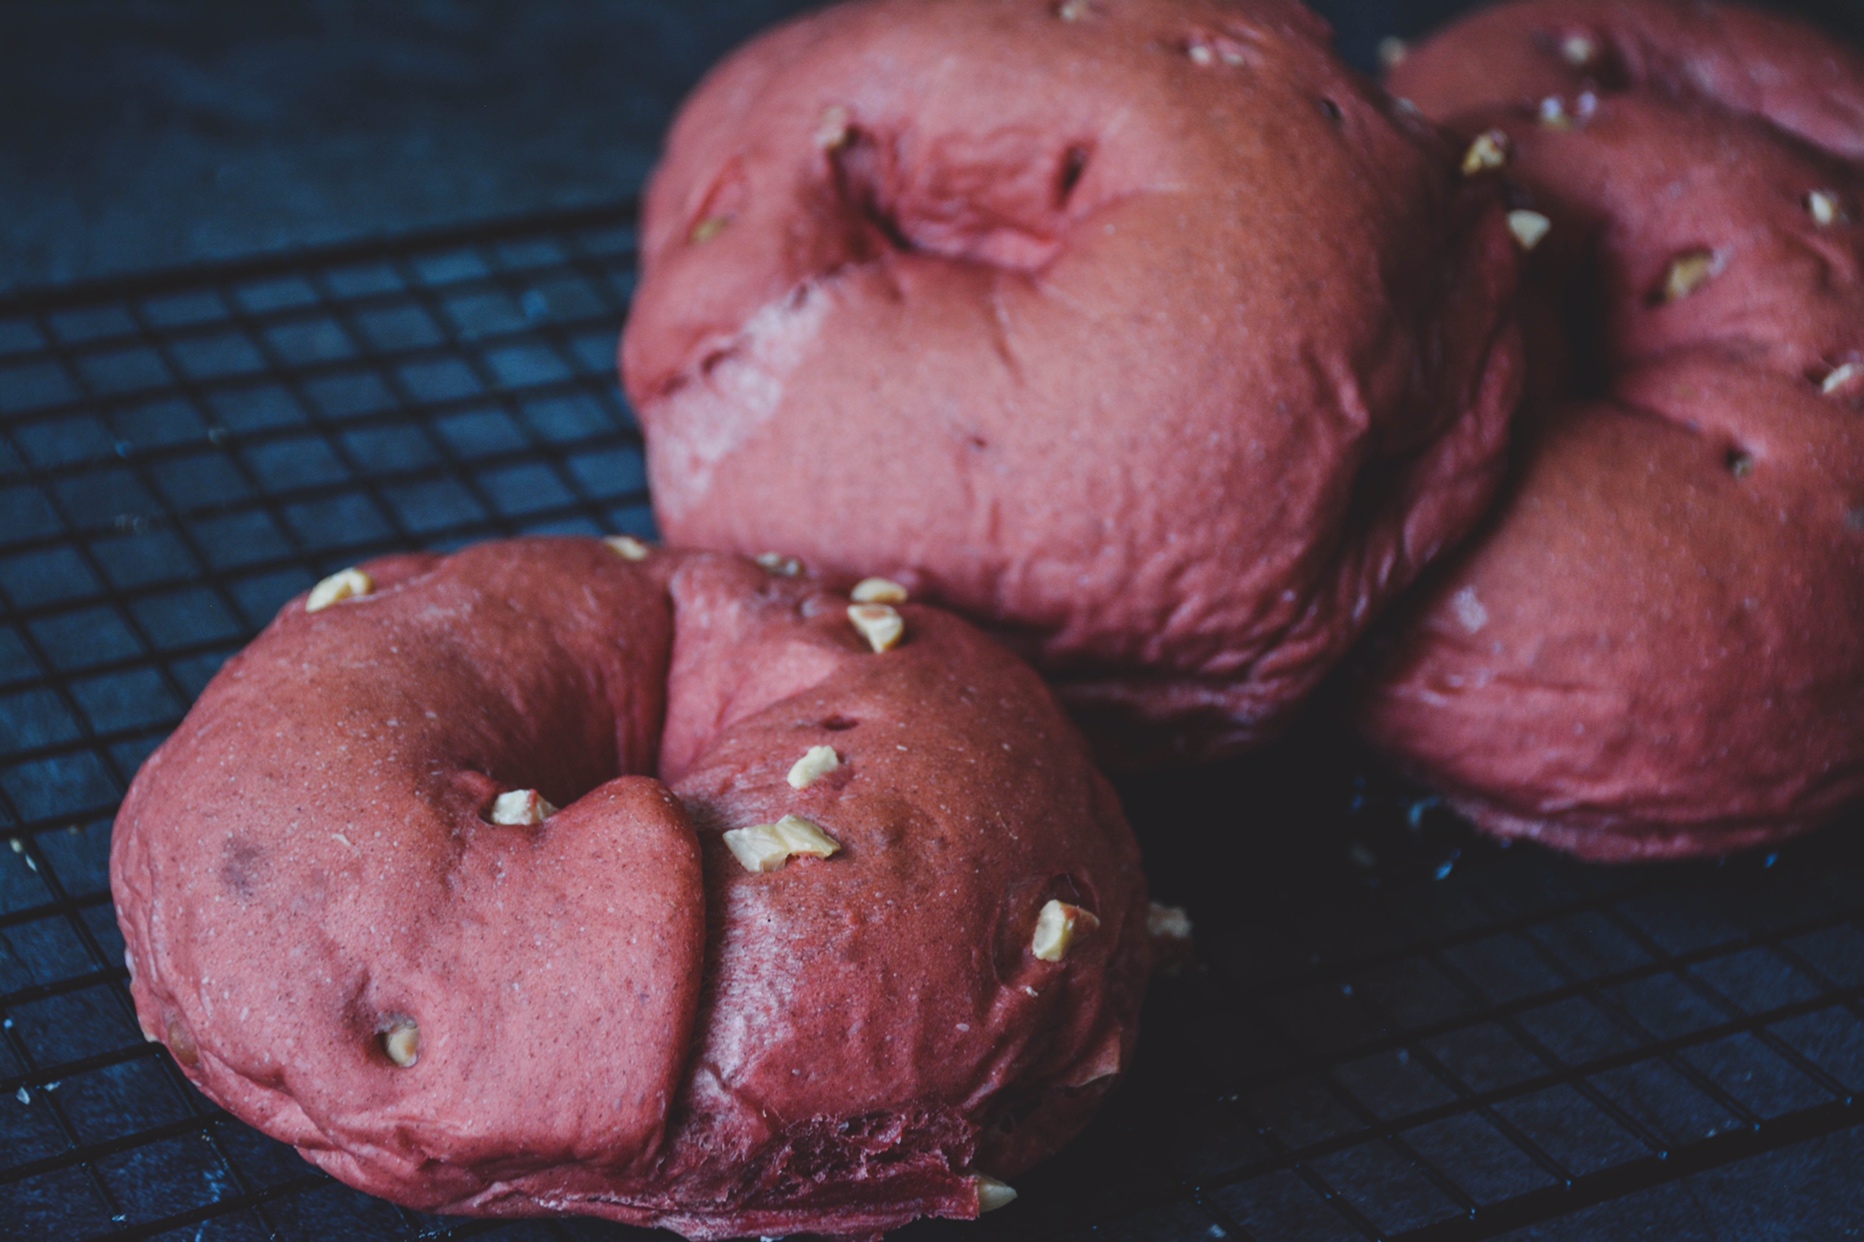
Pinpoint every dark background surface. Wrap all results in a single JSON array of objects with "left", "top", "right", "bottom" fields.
[
  {"left": 4, "top": 3, "right": 1864, "bottom": 1241},
  {"left": 3, "top": 0, "right": 1862, "bottom": 296}
]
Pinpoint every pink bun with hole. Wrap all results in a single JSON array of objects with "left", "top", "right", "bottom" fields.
[
  {"left": 1360, "top": 0, "right": 1864, "bottom": 860},
  {"left": 111, "top": 538, "right": 1147, "bottom": 1239},
  {"left": 621, "top": 0, "right": 1524, "bottom": 765}
]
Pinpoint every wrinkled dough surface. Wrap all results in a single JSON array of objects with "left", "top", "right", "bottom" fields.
[
  {"left": 111, "top": 540, "right": 1149, "bottom": 1239},
  {"left": 622, "top": 0, "right": 1524, "bottom": 765},
  {"left": 1361, "top": 0, "right": 1864, "bottom": 859}
]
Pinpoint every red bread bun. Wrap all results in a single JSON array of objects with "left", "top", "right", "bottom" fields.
[
  {"left": 1361, "top": 0, "right": 1864, "bottom": 860},
  {"left": 621, "top": 0, "right": 1523, "bottom": 764},
  {"left": 111, "top": 539, "right": 1148, "bottom": 1239}
]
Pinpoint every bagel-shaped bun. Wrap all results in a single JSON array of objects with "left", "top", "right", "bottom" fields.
[
  {"left": 620, "top": 0, "right": 1524, "bottom": 764},
  {"left": 1360, "top": 0, "right": 1864, "bottom": 860},
  {"left": 110, "top": 539, "right": 1148, "bottom": 1238}
]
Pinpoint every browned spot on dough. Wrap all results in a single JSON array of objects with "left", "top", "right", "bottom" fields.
[
  {"left": 166, "top": 1015, "right": 200, "bottom": 1068},
  {"left": 220, "top": 836, "right": 268, "bottom": 903}
]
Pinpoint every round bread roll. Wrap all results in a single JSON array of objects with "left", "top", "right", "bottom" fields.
[
  {"left": 110, "top": 539, "right": 1148, "bottom": 1239},
  {"left": 620, "top": 0, "right": 1524, "bottom": 764},
  {"left": 1360, "top": 0, "right": 1864, "bottom": 860}
]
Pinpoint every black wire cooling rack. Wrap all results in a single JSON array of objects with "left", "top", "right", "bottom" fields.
[{"left": 1, "top": 203, "right": 1862, "bottom": 1242}]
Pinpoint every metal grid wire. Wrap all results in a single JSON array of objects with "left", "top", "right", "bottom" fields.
[{"left": 1, "top": 204, "right": 1861, "bottom": 1242}]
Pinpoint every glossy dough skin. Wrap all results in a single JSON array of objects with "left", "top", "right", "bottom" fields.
[
  {"left": 1362, "top": 0, "right": 1864, "bottom": 860},
  {"left": 111, "top": 540, "right": 1148, "bottom": 1240},
  {"left": 620, "top": 0, "right": 1524, "bottom": 764}
]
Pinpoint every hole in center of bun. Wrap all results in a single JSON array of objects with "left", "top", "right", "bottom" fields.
[
  {"left": 1057, "top": 144, "right": 1091, "bottom": 207},
  {"left": 827, "top": 126, "right": 1090, "bottom": 272}
]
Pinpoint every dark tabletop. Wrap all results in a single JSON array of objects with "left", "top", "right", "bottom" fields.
[{"left": 3, "top": 0, "right": 1860, "bottom": 295}]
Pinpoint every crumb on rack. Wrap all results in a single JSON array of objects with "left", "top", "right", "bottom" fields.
[{"left": 1147, "top": 902, "right": 1193, "bottom": 941}]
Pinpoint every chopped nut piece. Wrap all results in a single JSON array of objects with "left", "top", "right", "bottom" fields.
[
  {"left": 1506, "top": 210, "right": 1552, "bottom": 251},
  {"left": 814, "top": 104, "right": 851, "bottom": 151},
  {"left": 773, "top": 814, "right": 840, "bottom": 857},
  {"left": 382, "top": 1018, "right": 420, "bottom": 1067},
  {"left": 723, "top": 814, "right": 842, "bottom": 873},
  {"left": 1560, "top": 33, "right": 1596, "bottom": 66},
  {"left": 787, "top": 745, "right": 842, "bottom": 789},
  {"left": 851, "top": 576, "right": 909, "bottom": 604},
  {"left": 1808, "top": 190, "right": 1841, "bottom": 227},
  {"left": 603, "top": 534, "right": 651, "bottom": 561},
  {"left": 1461, "top": 130, "right": 1508, "bottom": 176},
  {"left": 1032, "top": 899, "right": 1100, "bottom": 962},
  {"left": 1822, "top": 362, "right": 1862, "bottom": 395},
  {"left": 755, "top": 551, "right": 803, "bottom": 577},
  {"left": 1055, "top": 0, "right": 1089, "bottom": 19},
  {"left": 1537, "top": 95, "right": 1571, "bottom": 129},
  {"left": 848, "top": 603, "right": 905, "bottom": 652},
  {"left": 1377, "top": 36, "right": 1408, "bottom": 69},
  {"left": 1147, "top": 901, "right": 1194, "bottom": 942},
  {"left": 689, "top": 215, "right": 731, "bottom": 245},
  {"left": 306, "top": 568, "right": 374, "bottom": 613},
  {"left": 973, "top": 1175, "right": 1019, "bottom": 1213},
  {"left": 1186, "top": 41, "right": 1214, "bottom": 66},
  {"left": 1661, "top": 249, "right": 1717, "bottom": 302},
  {"left": 489, "top": 789, "right": 557, "bottom": 826},
  {"left": 723, "top": 823, "right": 790, "bottom": 872}
]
